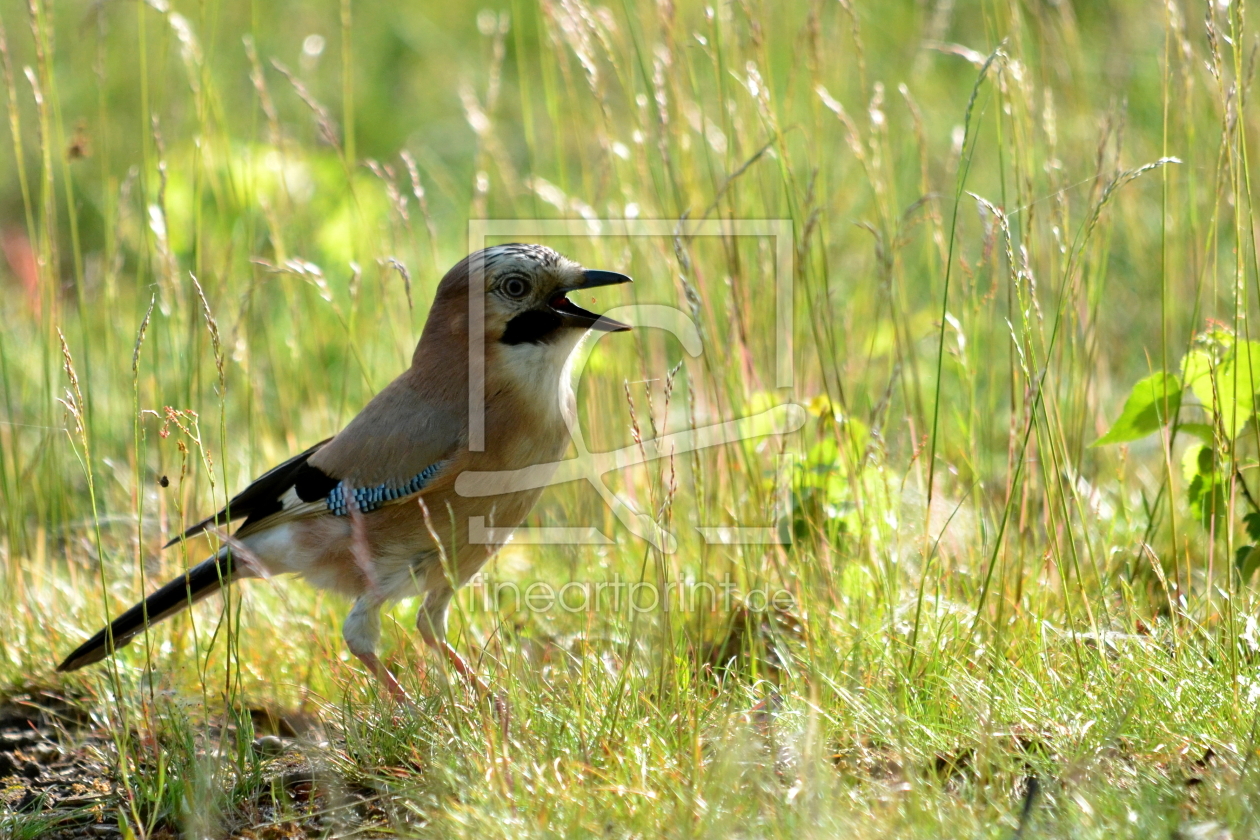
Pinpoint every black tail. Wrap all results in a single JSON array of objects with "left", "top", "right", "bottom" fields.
[{"left": 58, "top": 552, "right": 236, "bottom": 672}]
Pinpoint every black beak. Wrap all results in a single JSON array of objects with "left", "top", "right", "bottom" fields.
[
  {"left": 579, "top": 269, "right": 633, "bottom": 289},
  {"left": 549, "top": 269, "right": 633, "bottom": 332}
]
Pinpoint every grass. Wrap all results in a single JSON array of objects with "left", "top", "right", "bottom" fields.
[{"left": 0, "top": 0, "right": 1258, "bottom": 836}]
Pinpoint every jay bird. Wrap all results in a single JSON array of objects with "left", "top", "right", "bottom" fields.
[{"left": 58, "top": 244, "right": 632, "bottom": 699}]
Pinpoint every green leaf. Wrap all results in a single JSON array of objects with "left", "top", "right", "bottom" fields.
[
  {"left": 1238, "top": 544, "right": 1260, "bottom": 582},
  {"left": 1182, "top": 443, "right": 1228, "bottom": 534},
  {"left": 1181, "top": 443, "right": 1213, "bottom": 482},
  {"left": 1181, "top": 349, "right": 1215, "bottom": 410},
  {"left": 1177, "top": 422, "right": 1215, "bottom": 443},
  {"left": 1181, "top": 342, "right": 1260, "bottom": 440},
  {"left": 1187, "top": 470, "right": 1227, "bottom": 533},
  {"left": 1246, "top": 512, "right": 1260, "bottom": 543},
  {"left": 1217, "top": 341, "right": 1260, "bottom": 439},
  {"left": 1091, "top": 371, "right": 1182, "bottom": 447}
]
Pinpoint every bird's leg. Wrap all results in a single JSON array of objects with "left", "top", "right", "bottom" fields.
[
  {"left": 417, "top": 589, "right": 510, "bottom": 734},
  {"left": 416, "top": 588, "right": 490, "bottom": 695},
  {"left": 438, "top": 637, "right": 510, "bottom": 737},
  {"left": 354, "top": 650, "right": 409, "bottom": 702},
  {"left": 438, "top": 639, "right": 490, "bottom": 695},
  {"left": 344, "top": 597, "right": 411, "bottom": 703}
]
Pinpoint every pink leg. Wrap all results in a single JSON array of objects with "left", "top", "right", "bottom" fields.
[
  {"left": 414, "top": 593, "right": 494, "bottom": 698},
  {"left": 439, "top": 640, "right": 490, "bottom": 696},
  {"left": 354, "top": 650, "right": 411, "bottom": 704},
  {"left": 438, "top": 641, "right": 510, "bottom": 735}
]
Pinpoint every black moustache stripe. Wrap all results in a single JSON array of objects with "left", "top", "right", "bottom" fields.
[{"left": 501, "top": 309, "right": 564, "bottom": 345}]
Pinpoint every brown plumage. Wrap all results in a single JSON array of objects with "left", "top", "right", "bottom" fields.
[{"left": 58, "top": 245, "right": 632, "bottom": 699}]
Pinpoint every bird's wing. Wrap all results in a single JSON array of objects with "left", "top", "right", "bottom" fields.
[
  {"left": 303, "top": 371, "right": 465, "bottom": 490},
  {"left": 166, "top": 437, "right": 334, "bottom": 546},
  {"left": 168, "top": 374, "right": 465, "bottom": 546}
]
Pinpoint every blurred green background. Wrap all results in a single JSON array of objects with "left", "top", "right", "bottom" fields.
[{"left": 0, "top": 0, "right": 1220, "bottom": 533}]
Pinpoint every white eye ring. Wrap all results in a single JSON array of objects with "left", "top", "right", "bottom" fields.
[{"left": 503, "top": 277, "right": 529, "bottom": 298}]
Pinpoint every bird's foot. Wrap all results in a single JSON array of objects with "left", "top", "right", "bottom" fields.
[
  {"left": 439, "top": 642, "right": 511, "bottom": 732},
  {"left": 440, "top": 640, "right": 491, "bottom": 696},
  {"left": 354, "top": 650, "right": 413, "bottom": 705}
]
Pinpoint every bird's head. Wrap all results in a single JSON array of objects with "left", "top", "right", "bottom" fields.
[
  {"left": 417, "top": 244, "right": 632, "bottom": 388},
  {"left": 425, "top": 243, "right": 631, "bottom": 346},
  {"left": 480, "top": 244, "right": 631, "bottom": 347}
]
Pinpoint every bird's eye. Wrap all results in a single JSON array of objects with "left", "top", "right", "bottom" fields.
[{"left": 502, "top": 277, "right": 529, "bottom": 298}]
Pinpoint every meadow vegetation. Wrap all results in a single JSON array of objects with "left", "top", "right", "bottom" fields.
[{"left": 0, "top": 0, "right": 1256, "bottom": 836}]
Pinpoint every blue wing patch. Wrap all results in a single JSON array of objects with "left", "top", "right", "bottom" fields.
[{"left": 326, "top": 462, "right": 444, "bottom": 516}]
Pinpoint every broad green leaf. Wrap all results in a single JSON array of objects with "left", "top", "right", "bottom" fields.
[
  {"left": 1187, "top": 471, "right": 1227, "bottom": 533},
  {"left": 1217, "top": 341, "right": 1260, "bottom": 439},
  {"left": 1182, "top": 342, "right": 1260, "bottom": 440},
  {"left": 1183, "top": 443, "right": 1228, "bottom": 534},
  {"left": 1177, "top": 422, "right": 1215, "bottom": 444},
  {"left": 1246, "top": 511, "right": 1260, "bottom": 543},
  {"left": 1091, "top": 371, "right": 1182, "bottom": 447},
  {"left": 1181, "top": 443, "right": 1213, "bottom": 483},
  {"left": 1181, "top": 349, "right": 1215, "bottom": 411},
  {"left": 1238, "top": 544, "right": 1260, "bottom": 582}
]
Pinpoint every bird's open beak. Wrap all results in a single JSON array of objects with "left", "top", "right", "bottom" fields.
[{"left": 549, "top": 270, "right": 633, "bottom": 332}]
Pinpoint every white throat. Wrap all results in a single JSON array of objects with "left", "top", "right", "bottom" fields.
[{"left": 498, "top": 331, "right": 586, "bottom": 423}]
